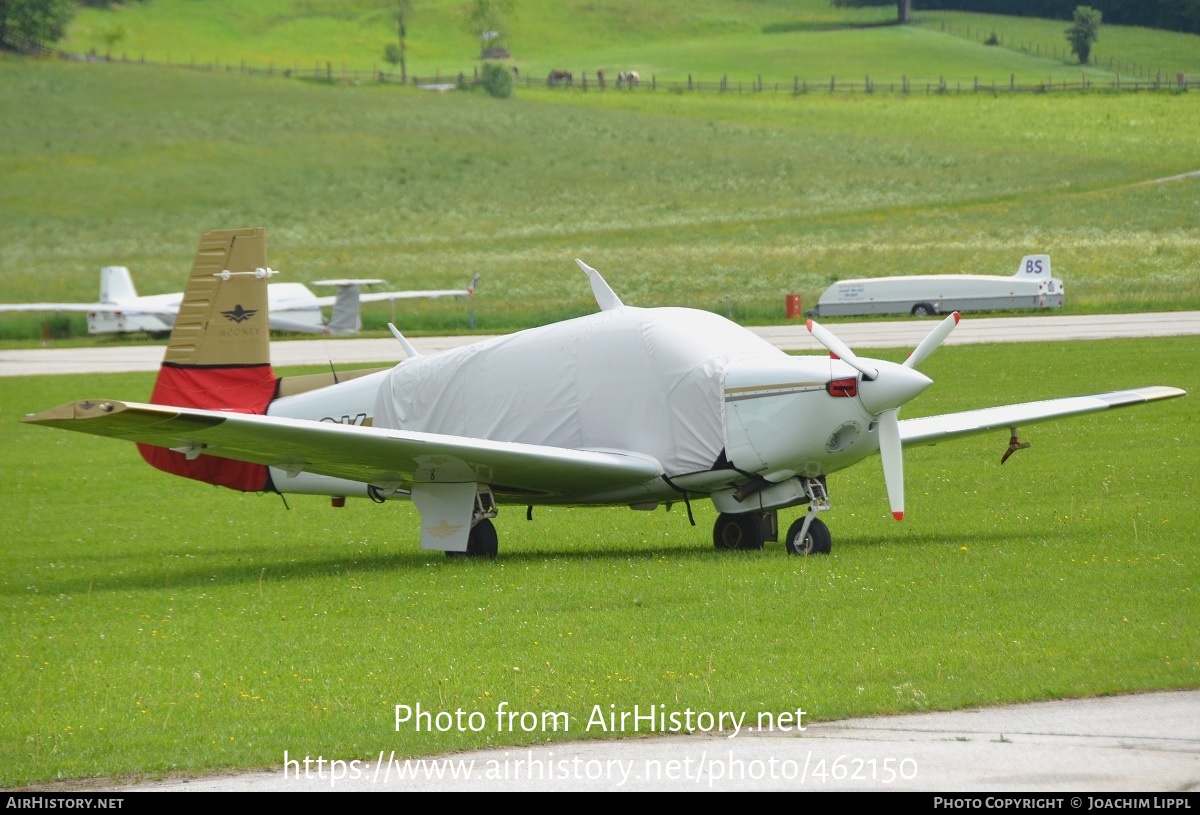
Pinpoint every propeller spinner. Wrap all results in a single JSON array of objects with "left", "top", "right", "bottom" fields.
[{"left": 808, "top": 313, "right": 960, "bottom": 520}]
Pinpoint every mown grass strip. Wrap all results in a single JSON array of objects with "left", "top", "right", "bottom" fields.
[{"left": 1, "top": 337, "right": 1194, "bottom": 785}]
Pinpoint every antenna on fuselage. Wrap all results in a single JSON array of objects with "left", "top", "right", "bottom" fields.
[
  {"left": 387, "top": 322, "right": 421, "bottom": 360},
  {"left": 575, "top": 259, "right": 624, "bottom": 311}
]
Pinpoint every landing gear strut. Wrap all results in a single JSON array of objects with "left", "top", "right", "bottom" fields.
[{"left": 786, "top": 477, "right": 833, "bottom": 556}]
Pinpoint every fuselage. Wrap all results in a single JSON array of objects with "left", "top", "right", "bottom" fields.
[{"left": 265, "top": 306, "right": 895, "bottom": 509}]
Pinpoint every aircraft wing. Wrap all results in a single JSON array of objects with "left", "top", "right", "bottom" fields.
[
  {"left": 0, "top": 302, "right": 177, "bottom": 316},
  {"left": 307, "top": 290, "right": 470, "bottom": 308},
  {"left": 358, "top": 289, "right": 469, "bottom": 303},
  {"left": 0, "top": 303, "right": 106, "bottom": 313},
  {"left": 899, "top": 386, "right": 1185, "bottom": 446},
  {"left": 266, "top": 315, "right": 327, "bottom": 334},
  {"left": 0, "top": 304, "right": 184, "bottom": 324},
  {"left": 21, "top": 400, "right": 665, "bottom": 498}
]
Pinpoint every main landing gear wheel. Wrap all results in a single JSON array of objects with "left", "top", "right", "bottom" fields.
[
  {"left": 785, "top": 517, "right": 832, "bottom": 555},
  {"left": 911, "top": 303, "right": 935, "bottom": 318},
  {"left": 446, "top": 518, "right": 499, "bottom": 558},
  {"left": 713, "top": 513, "right": 765, "bottom": 551}
]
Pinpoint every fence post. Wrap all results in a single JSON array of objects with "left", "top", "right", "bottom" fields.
[
  {"left": 688, "top": 73, "right": 693, "bottom": 91},
  {"left": 865, "top": 74, "right": 871, "bottom": 93},
  {"left": 1010, "top": 73, "right": 1014, "bottom": 90},
  {"left": 721, "top": 74, "right": 727, "bottom": 92},
  {"left": 794, "top": 76, "right": 798, "bottom": 94},
  {"left": 830, "top": 75, "right": 835, "bottom": 92},
  {"left": 652, "top": 74, "right": 656, "bottom": 90},
  {"left": 902, "top": 74, "right": 908, "bottom": 94}
]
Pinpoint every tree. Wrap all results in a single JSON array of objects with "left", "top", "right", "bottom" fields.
[
  {"left": 0, "top": 0, "right": 75, "bottom": 50},
  {"left": 383, "top": 42, "right": 403, "bottom": 70},
  {"left": 463, "top": 0, "right": 515, "bottom": 59},
  {"left": 831, "top": 0, "right": 913, "bottom": 24},
  {"left": 390, "top": 0, "right": 412, "bottom": 83},
  {"left": 1064, "top": 5, "right": 1101, "bottom": 65}
]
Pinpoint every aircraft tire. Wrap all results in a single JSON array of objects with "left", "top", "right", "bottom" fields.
[
  {"left": 911, "top": 303, "right": 935, "bottom": 318},
  {"left": 446, "top": 518, "right": 499, "bottom": 558},
  {"left": 785, "top": 517, "right": 831, "bottom": 555},
  {"left": 712, "top": 513, "right": 765, "bottom": 551},
  {"left": 467, "top": 518, "right": 498, "bottom": 558}
]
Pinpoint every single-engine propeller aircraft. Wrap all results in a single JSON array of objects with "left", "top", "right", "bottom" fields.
[
  {"left": 22, "top": 228, "right": 1185, "bottom": 557},
  {"left": 0, "top": 264, "right": 478, "bottom": 336}
]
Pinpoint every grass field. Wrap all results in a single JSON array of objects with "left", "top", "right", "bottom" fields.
[
  {"left": 2, "top": 0, "right": 1198, "bottom": 787},
  {"left": 1, "top": 337, "right": 1195, "bottom": 785},
  {"left": 2, "top": 58, "right": 1198, "bottom": 340}
]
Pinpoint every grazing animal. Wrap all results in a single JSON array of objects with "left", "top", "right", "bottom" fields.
[
  {"left": 547, "top": 69, "right": 573, "bottom": 87},
  {"left": 618, "top": 70, "right": 640, "bottom": 88}
]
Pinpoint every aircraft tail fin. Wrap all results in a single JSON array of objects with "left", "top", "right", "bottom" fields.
[
  {"left": 327, "top": 284, "right": 362, "bottom": 335},
  {"left": 139, "top": 228, "right": 280, "bottom": 491},
  {"left": 99, "top": 266, "right": 138, "bottom": 303},
  {"left": 1013, "top": 254, "right": 1051, "bottom": 279}
]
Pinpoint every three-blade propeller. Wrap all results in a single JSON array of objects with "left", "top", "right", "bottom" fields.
[{"left": 808, "top": 313, "right": 960, "bottom": 521}]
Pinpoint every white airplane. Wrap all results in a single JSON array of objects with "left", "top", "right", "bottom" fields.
[
  {"left": 0, "top": 264, "right": 477, "bottom": 336},
  {"left": 22, "top": 228, "right": 1185, "bottom": 557}
]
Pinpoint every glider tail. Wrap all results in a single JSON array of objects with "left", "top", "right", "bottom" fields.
[
  {"left": 138, "top": 227, "right": 280, "bottom": 491},
  {"left": 99, "top": 266, "right": 138, "bottom": 303},
  {"left": 1013, "top": 254, "right": 1051, "bottom": 279}
]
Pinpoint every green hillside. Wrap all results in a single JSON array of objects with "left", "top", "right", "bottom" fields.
[
  {"left": 62, "top": 0, "right": 1200, "bottom": 82},
  {"left": 2, "top": 57, "right": 1197, "bottom": 337}
]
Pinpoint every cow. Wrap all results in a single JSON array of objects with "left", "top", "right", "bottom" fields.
[
  {"left": 547, "top": 70, "right": 573, "bottom": 88},
  {"left": 617, "top": 70, "right": 639, "bottom": 88}
]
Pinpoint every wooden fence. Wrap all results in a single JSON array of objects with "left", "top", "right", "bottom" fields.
[{"left": 7, "top": 38, "right": 1197, "bottom": 95}]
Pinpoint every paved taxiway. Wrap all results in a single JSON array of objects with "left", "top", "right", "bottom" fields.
[
  {"left": 3, "top": 311, "right": 1198, "bottom": 377},
  {"left": 116, "top": 691, "right": 1200, "bottom": 792}
]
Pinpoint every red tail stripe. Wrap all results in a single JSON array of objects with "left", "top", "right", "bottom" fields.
[{"left": 137, "top": 364, "right": 279, "bottom": 492}]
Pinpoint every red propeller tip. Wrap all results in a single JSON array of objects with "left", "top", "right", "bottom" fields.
[
  {"left": 805, "top": 319, "right": 813, "bottom": 332},
  {"left": 951, "top": 312, "right": 961, "bottom": 324},
  {"left": 892, "top": 511, "right": 905, "bottom": 521}
]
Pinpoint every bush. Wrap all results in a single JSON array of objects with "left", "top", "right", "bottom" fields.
[{"left": 479, "top": 62, "right": 513, "bottom": 98}]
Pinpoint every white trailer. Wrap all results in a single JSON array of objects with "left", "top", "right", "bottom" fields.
[{"left": 807, "top": 255, "right": 1064, "bottom": 318}]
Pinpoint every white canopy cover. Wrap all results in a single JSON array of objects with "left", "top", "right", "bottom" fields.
[{"left": 374, "top": 306, "right": 785, "bottom": 476}]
